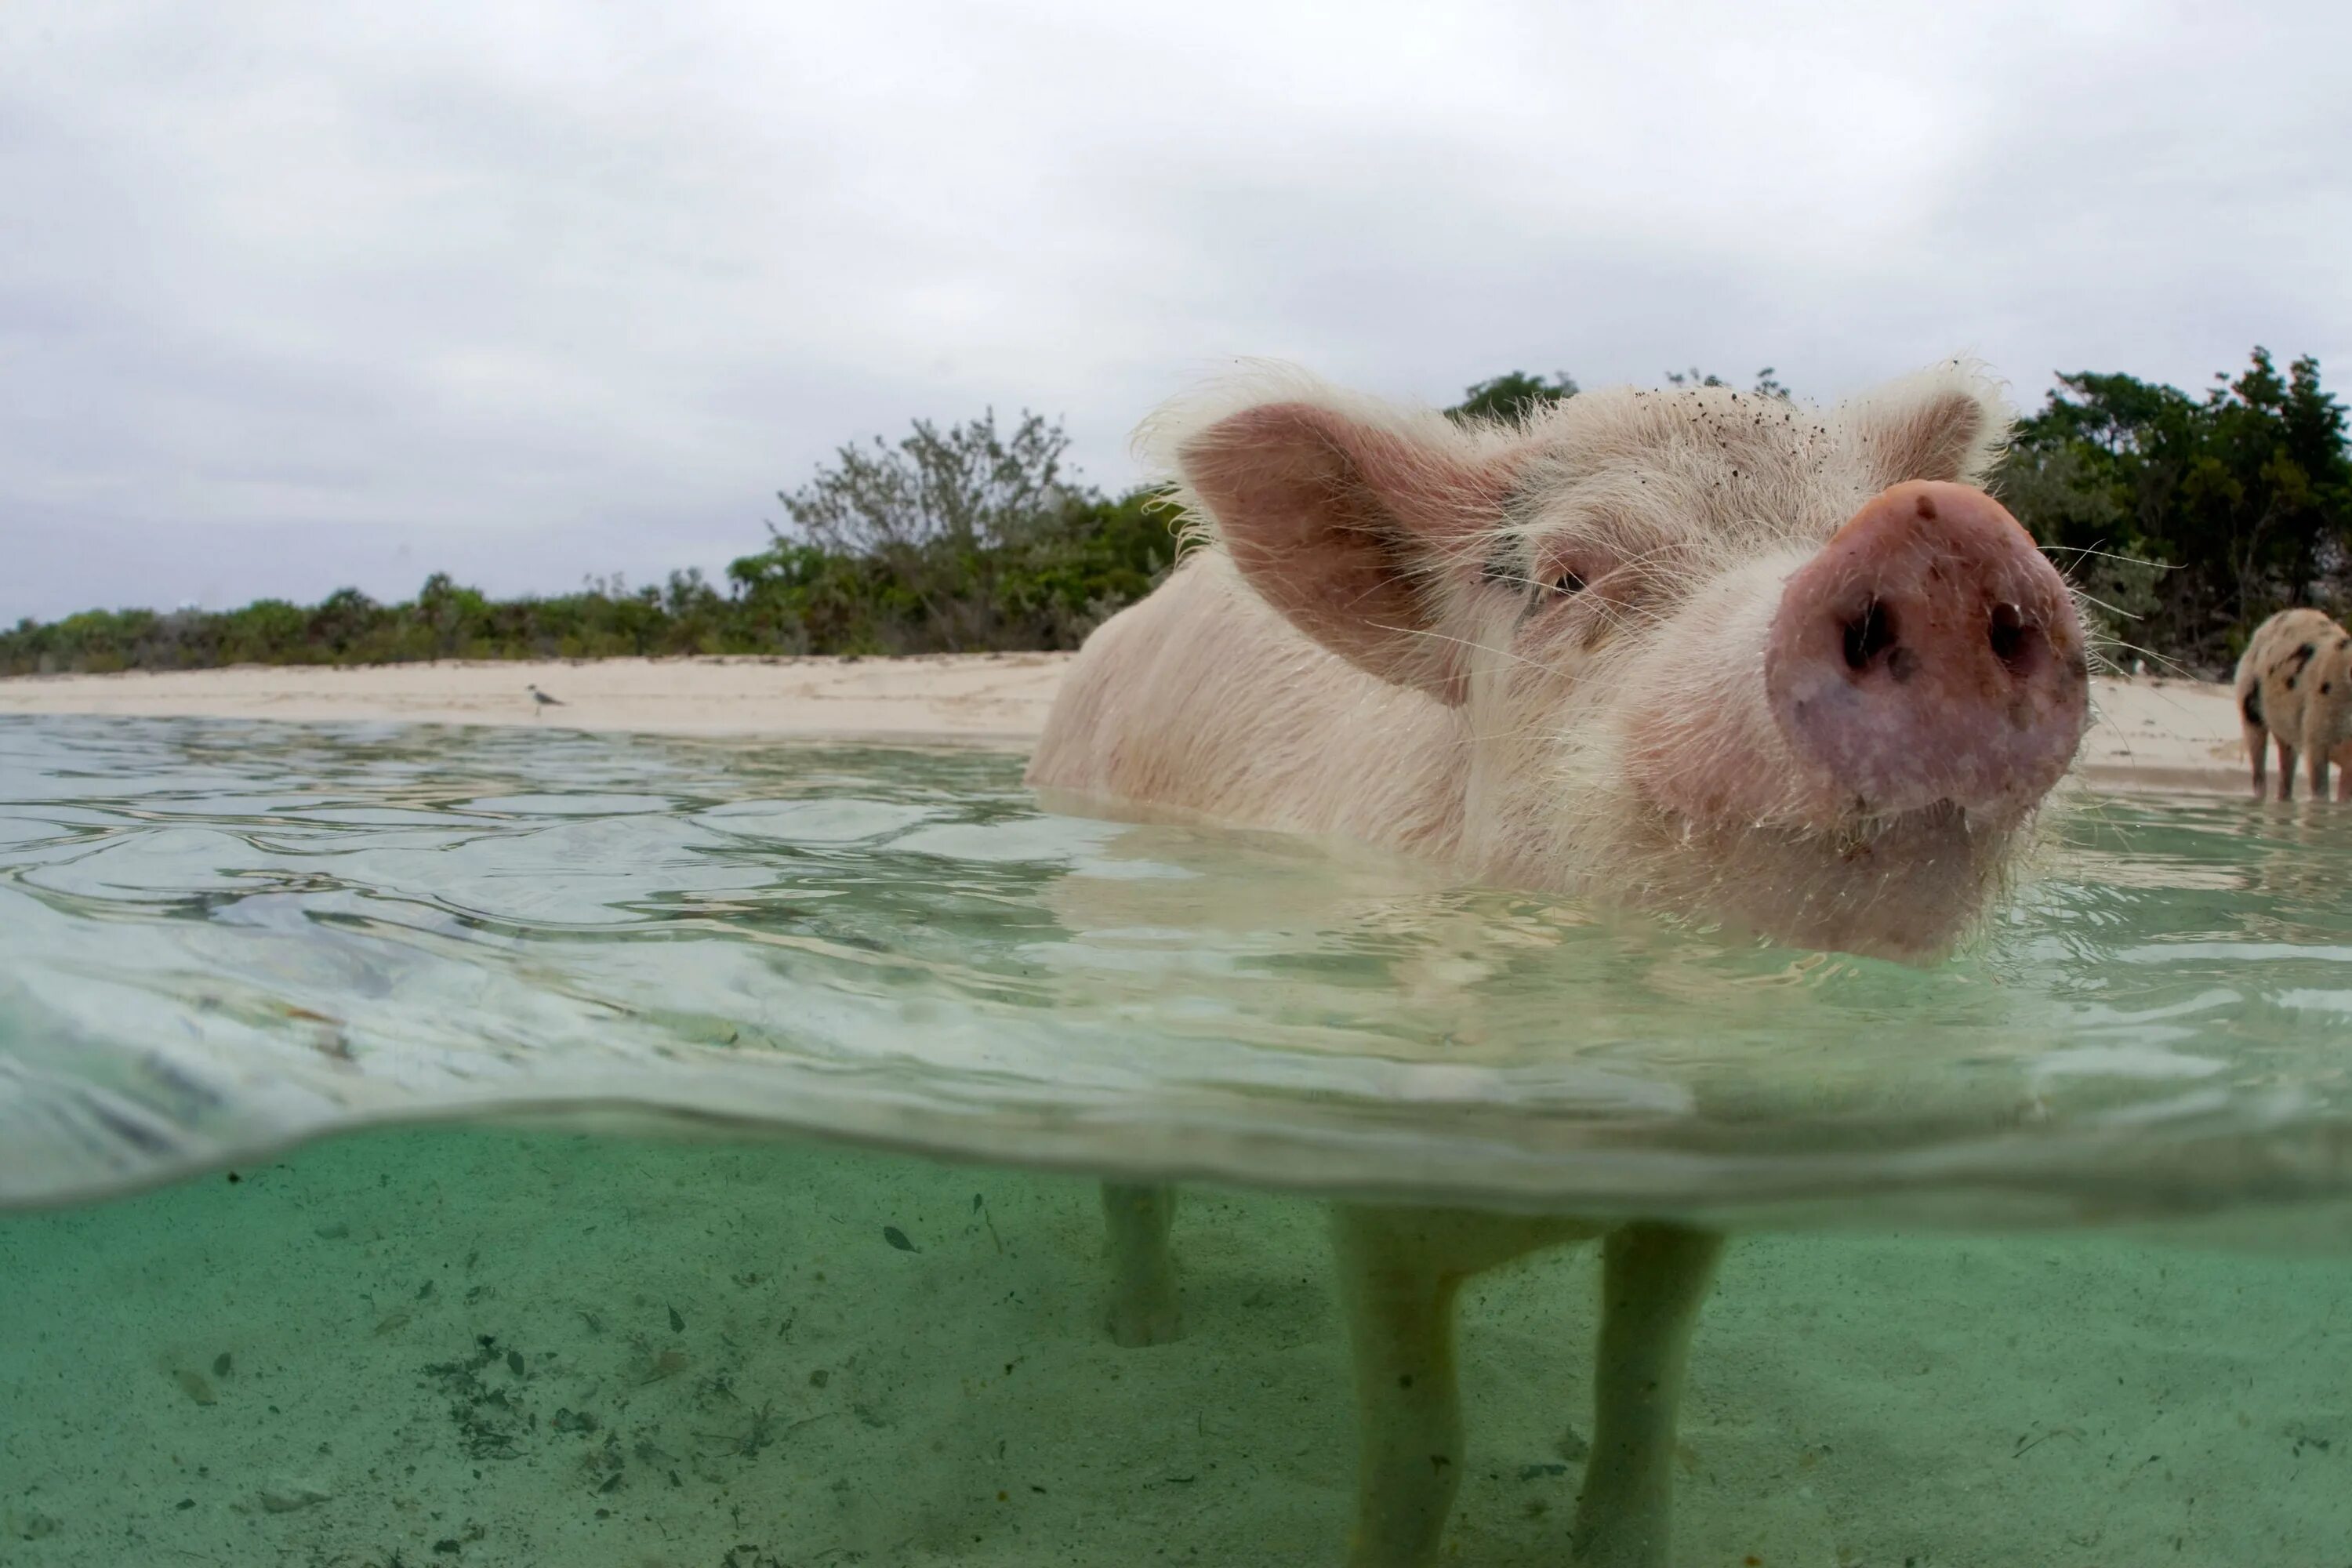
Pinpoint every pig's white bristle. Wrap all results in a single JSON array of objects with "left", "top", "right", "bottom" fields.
[{"left": 1036, "top": 354, "right": 2062, "bottom": 961}]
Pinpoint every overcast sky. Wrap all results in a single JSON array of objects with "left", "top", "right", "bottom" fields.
[{"left": 2, "top": 2, "right": 2346, "bottom": 624}]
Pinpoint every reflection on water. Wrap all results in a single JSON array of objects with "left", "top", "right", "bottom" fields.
[{"left": 2, "top": 714, "right": 2351, "bottom": 1226}]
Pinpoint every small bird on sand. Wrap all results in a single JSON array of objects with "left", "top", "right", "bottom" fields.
[{"left": 527, "top": 684, "right": 564, "bottom": 717}]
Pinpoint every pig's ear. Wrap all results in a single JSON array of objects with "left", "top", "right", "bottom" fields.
[
  {"left": 1164, "top": 397, "right": 1513, "bottom": 703},
  {"left": 1841, "top": 361, "right": 2016, "bottom": 488}
]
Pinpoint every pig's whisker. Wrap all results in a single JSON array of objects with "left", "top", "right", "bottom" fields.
[
  {"left": 1374, "top": 622, "right": 1553, "bottom": 676},
  {"left": 2038, "top": 544, "right": 2167, "bottom": 569},
  {"left": 2098, "top": 639, "right": 2190, "bottom": 679}
]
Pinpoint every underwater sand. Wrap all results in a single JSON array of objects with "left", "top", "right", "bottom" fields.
[{"left": 3, "top": 1126, "right": 2347, "bottom": 1568}]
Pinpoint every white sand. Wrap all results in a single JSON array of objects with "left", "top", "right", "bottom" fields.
[
  {"left": 0, "top": 656, "right": 2262, "bottom": 795},
  {"left": 0, "top": 654, "right": 1068, "bottom": 749}
]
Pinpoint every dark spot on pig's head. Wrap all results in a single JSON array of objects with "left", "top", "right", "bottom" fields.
[
  {"left": 2325, "top": 681, "right": 2334, "bottom": 695},
  {"left": 1915, "top": 493, "right": 1937, "bottom": 521},
  {"left": 1479, "top": 540, "right": 1523, "bottom": 590}
]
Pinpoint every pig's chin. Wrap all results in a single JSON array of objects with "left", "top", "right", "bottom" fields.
[{"left": 1624, "top": 791, "right": 2019, "bottom": 963}]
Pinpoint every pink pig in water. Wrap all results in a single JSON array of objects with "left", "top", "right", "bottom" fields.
[{"left": 1026, "top": 361, "right": 2090, "bottom": 1566}]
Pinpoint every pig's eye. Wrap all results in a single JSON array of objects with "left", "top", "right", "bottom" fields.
[{"left": 1550, "top": 570, "right": 1587, "bottom": 597}]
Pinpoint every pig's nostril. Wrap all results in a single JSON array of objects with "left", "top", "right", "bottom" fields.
[
  {"left": 1842, "top": 598, "right": 1896, "bottom": 673},
  {"left": 1988, "top": 602, "right": 2029, "bottom": 669}
]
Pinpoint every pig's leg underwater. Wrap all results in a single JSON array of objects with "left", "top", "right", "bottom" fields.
[
  {"left": 1331, "top": 1207, "right": 1584, "bottom": 1568},
  {"left": 1100, "top": 1181, "right": 1183, "bottom": 1347},
  {"left": 1570, "top": 1224, "right": 1726, "bottom": 1566},
  {"left": 1330, "top": 1205, "right": 1722, "bottom": 1568}
]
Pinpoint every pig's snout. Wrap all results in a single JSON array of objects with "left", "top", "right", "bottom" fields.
[{"left": 1766, "top": 481, "right": 2088, "bottom": 819}]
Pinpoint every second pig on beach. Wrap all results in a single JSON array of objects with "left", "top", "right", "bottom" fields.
[{"left": 2235, "top": 604, "right": 2352, "bottom": 800}]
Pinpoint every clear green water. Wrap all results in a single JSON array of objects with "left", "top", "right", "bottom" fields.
[{"left": 2, "top": 715, "right": 2350, "bottom": 1565}]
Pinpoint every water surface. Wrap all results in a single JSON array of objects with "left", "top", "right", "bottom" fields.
[{"left": 3, "top": 714, "right": 2350, "bottom": 1232}]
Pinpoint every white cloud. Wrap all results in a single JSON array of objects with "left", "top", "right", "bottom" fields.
[{"left": 2, "top": 0, "right": 2346, "bottom": 620}]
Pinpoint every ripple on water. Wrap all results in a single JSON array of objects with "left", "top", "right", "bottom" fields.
[{"left": 1, "top": 712, "right": 2349, "bottom": 1239}]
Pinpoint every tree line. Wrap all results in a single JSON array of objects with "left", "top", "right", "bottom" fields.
[
  {"left": 0, "top": 414, "right": 1178, "bottom": 675},
  {"left": 5, "top": 346, "right": 2344, "bottom": 680}
]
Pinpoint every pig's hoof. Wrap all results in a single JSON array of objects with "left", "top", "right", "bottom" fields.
[
  {"left": 1568, "top": 1516, "right": 1671, "bottom": 1568},
  {"left": 1105, "top": 1289, "right": 1182, "bottom": 1348}
]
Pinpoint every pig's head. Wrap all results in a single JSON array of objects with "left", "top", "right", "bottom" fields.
[{"left": 1147, "top": 361, "right": 2091, "bottom": 960}]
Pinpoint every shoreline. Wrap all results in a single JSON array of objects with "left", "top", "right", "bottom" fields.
[{"left": 0, "top": 653, "right": 2258, "bottom": 797}]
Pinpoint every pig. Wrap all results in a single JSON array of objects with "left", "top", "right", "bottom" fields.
[
  {"left": 1026, "top": 359, "right": 2090, "bottom": 1568},
  {"left": 2234, "top": 606, "right": 2352, "bottom": 800}
]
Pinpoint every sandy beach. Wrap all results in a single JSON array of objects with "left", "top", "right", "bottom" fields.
[
  {"left": 0, "top": 653, "right": 1068, "bottom": 750},
  {"left": 0, "top": 655, "right": 2259, "bottom": 797}
]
